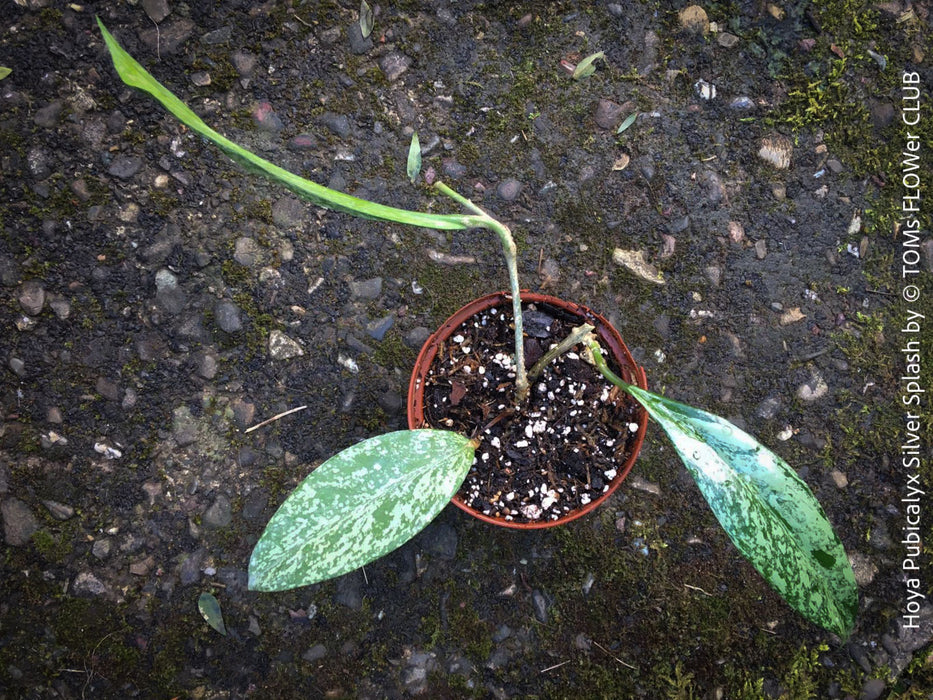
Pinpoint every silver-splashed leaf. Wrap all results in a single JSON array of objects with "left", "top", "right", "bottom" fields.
[
  {"left": 407, "top": 131, "right": 422, "bottom": 184},
  {"left": 623, "top": 384, "right": 858, "bottom": 638},
  {"left": 197, "top": 592, "right": 227, "bottom": 636},
  {"left": 248, "top": 430, "right": 475, "bottom": 592}
]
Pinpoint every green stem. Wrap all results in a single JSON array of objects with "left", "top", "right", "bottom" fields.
[
  {"left": 582, "top": 334, "right": 632, "bottom": 392},
  {"left": 527, "top": 323, "right": 594, "bottom": 382},
  {"left": 433, "top": 182, "right": 528, "bottom": 401}
]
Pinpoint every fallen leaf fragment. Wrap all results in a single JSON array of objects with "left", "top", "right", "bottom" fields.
[{"left": 612, "top": 248, "right": 665, "bottom": 285}]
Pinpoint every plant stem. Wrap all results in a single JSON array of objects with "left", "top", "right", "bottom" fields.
[
  {"left": 433, "top": 182, "right": 529, "bottom": 401},
  {"left": 527, "top": 323, "right": 595, "bottom": 382},
  {"left": 582, "top": 334, "right": 631, "bottom": 391}
]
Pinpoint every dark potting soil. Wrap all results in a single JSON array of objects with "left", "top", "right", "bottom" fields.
[{"left": 422, "top": 301, "right": 643, "bottom": 524}]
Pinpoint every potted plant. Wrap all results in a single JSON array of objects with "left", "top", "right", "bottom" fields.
[{"left": 99, "top": 20, "right": 858, "bottom": 639}]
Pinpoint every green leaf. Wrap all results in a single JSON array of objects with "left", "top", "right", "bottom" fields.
[
  {"left": 407, "top": 131, "right": 422, "bottom": 184},
  {"left": 0, "top": 67, "right": 11, "bottom": 81},
  {"left": 616, "top": 112, "right": 637, "bottom": 134},
  {"left": 248, "top": 430, "right": 475, "bottom": 592},
  {"left": 96, "top": 18, "right": 475, "bottom": 232},
  {"left": 572, "top": 51, "right": 605, "bottom": 80},
  {"left": 197, "top": 592, "right": 227, "bottom": 636},
  {"left": 624, "top": 385, "right": 858, "bottom": 638},
  {"left": 360, "top": 0, "right": 374, "bottom": 39}
]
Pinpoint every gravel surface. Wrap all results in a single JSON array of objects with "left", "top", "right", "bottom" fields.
[{"left": 1, "top": 1, "right": 931, "bottom": 698}]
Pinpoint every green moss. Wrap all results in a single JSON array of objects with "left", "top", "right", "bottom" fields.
[
  {"left": 372, "top": 329, "right": 415, "bottom": 369},
  {"left": 32, "top": 527, "right": 74, "bottom": 563}
]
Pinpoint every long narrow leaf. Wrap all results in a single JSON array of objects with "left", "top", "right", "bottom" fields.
[
  {"left": 248, "top": 430, "right": 475, "bottom": 591},
  {"left": 97, "top": 18, "right": 474, "bottom": 231},
  {"left": 624, "top": 384, "right": 857, "bottom": 638}
]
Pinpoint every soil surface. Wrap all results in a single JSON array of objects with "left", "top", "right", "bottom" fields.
[
  {"left": 1, "top": 1, "right": 932, "bottom": 698},
  {"left": 419, "top": 300, "right": 645, "bottom": 524}
]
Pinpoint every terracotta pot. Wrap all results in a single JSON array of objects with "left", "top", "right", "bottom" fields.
[{"left": 408, "top": 291, "right": 648, "bottom": 529}]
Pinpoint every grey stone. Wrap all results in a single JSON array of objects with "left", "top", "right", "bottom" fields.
[
  {"left": 9, "top": 357, "right": 25, "bottom": 378},
  {"left": 91, "top": 538, "right": 112, "bottom": 559},
  {"left": 404, "top": 326, "right": 431, "bottom": 349},
  {"left": 214, "top": 300, "right": 243, "bottom": 333},
  {"left": 172, "top": 406, "right": 199, "bottom": 447},
  {"left": 366, "top": 314, "right": 395, "bottom": 341},
  {"left": 232, "top": 50, "right": 257, "bottom": 77},
  {"left": 179, "top": 548, "right": 205, "bottom": 585},
  {"left": 302, "top": 644, "right": 327, "bottom": 662},
  {"left": 252, "top": 101, "right": 284, "bottom": 133},
  {"left": 349, "top": 277, "right": 383, "bottom": 299},
  {"left": 156, "top": 286, "right": 186, "bottom": 315},
  {"left": 42, "top": 500, "right": 74, "bottom": 520},
  {"left": 33, "top": 100, "right": 64, "bottom": 128},
  {"left": 95, "top": 376, "right": 121, "bottom": 402},
  {"left": 72, "top": 572, "right": 109, "bottom": 597},
  {"left": 197, "top": 352, "right": 218, "bottom": 379},
  {"left": 268, "top": 330, "right": 304, "bottom": 360},
  {"left": 594, "top": 99, "right": 625, "bottom": 130},
  {"left": 271, "top": 197, "right": 306, "bottom": 229},
  {"left": 319, "top": 112, "right": 351, "bottom": 139},
  {"left": 141, "top": 0, "right": 170, "bottom": 23},
  {"left": 0, "top": 463, "right": 8, "bottom": 494},
  {"left": 859, "top": 678, "right": 885, "bottom": 700},
  {"left": 531, "top": 589, "right": 549, "bottom": 623},
  {"left": 17, "top": 279, "right": 45, "bottom": 315},
  {"left": 334, "top": 571, "right": 363, "bottom": 610},
  {"left": 347, "top": 21, "right": 373, "bottom": 54},
  {"left": 107, "top": 155, "right": 143, "bottom": 180},
  {"left": 755, "top": 239, "right": 768, "bottom": 259},
  {"left": 756, "top": 396, "right": 781, "bottom": 419},
  {"left": 202, "top": 26, "right": 232, "bottom": 45},
  {"left": 230, "top": 399, "right": 256, "bottom": 430},
  {"left": 139, "top": 19, "right": 195, "bottom": 54},
  {"left": 233, "top": 237, "right": 261, "bottom": 266},
  {"left": 27, "top": 146, "right": 51, "bottom": 180},
  {"left": 496, "top": 178, "right": 522, "bottom": 202},
  {"left": 2, "top": 498, "right": 39, "bottom": 546},
  {"left": 379, "top": 52, "right": 411, "bottom": 81},
  {"left": 203, "top": 495, "right": 232, "bottom": 529}
]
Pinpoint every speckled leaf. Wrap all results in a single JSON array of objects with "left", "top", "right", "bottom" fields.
[
  {"left": 360, "top": 0, "right": 374, "bottom": 39},
  {"left": 97, "top": 19, "right": 474, "bottom": 232},
  {"left": 248, "top": 430, "right": 475, "bottom": 592},
  {"left": 407, "top": 132, "right": 422, "bottom": 184},
  {"left": 572, "top": 51, "right": 605, "bottom": 79},
  {"left": 625, "top": 385, "right": 857, "bottom": 638},
  {"left": 197, "top": 592, "right": 227, "bottom": 636}
]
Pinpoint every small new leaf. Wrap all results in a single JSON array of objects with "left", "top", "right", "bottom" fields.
[
  {"left": 197, "top": 592, "right": 227, "bottom": 636},
  {"left": 248, "top": 430, "right": 475, "bottom": 592},
  {"left": 407, "top": 132, "right": 422, "bottom": 184},
  {"left": 616, "top": 112, "right": 637, "bottom": 134},
  {"left": 572, "top": 51, "right": 605, "bottom": 80},
  {"left": 0, "top": 67, "right": 11, "bottom": 80},
  {"left": 360, "top": 0, "right": 374, "bottom": 39}
]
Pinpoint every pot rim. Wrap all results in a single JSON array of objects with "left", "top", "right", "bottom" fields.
[{"left": 407, "top": 291, "right": 649, "bottom": 529}]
